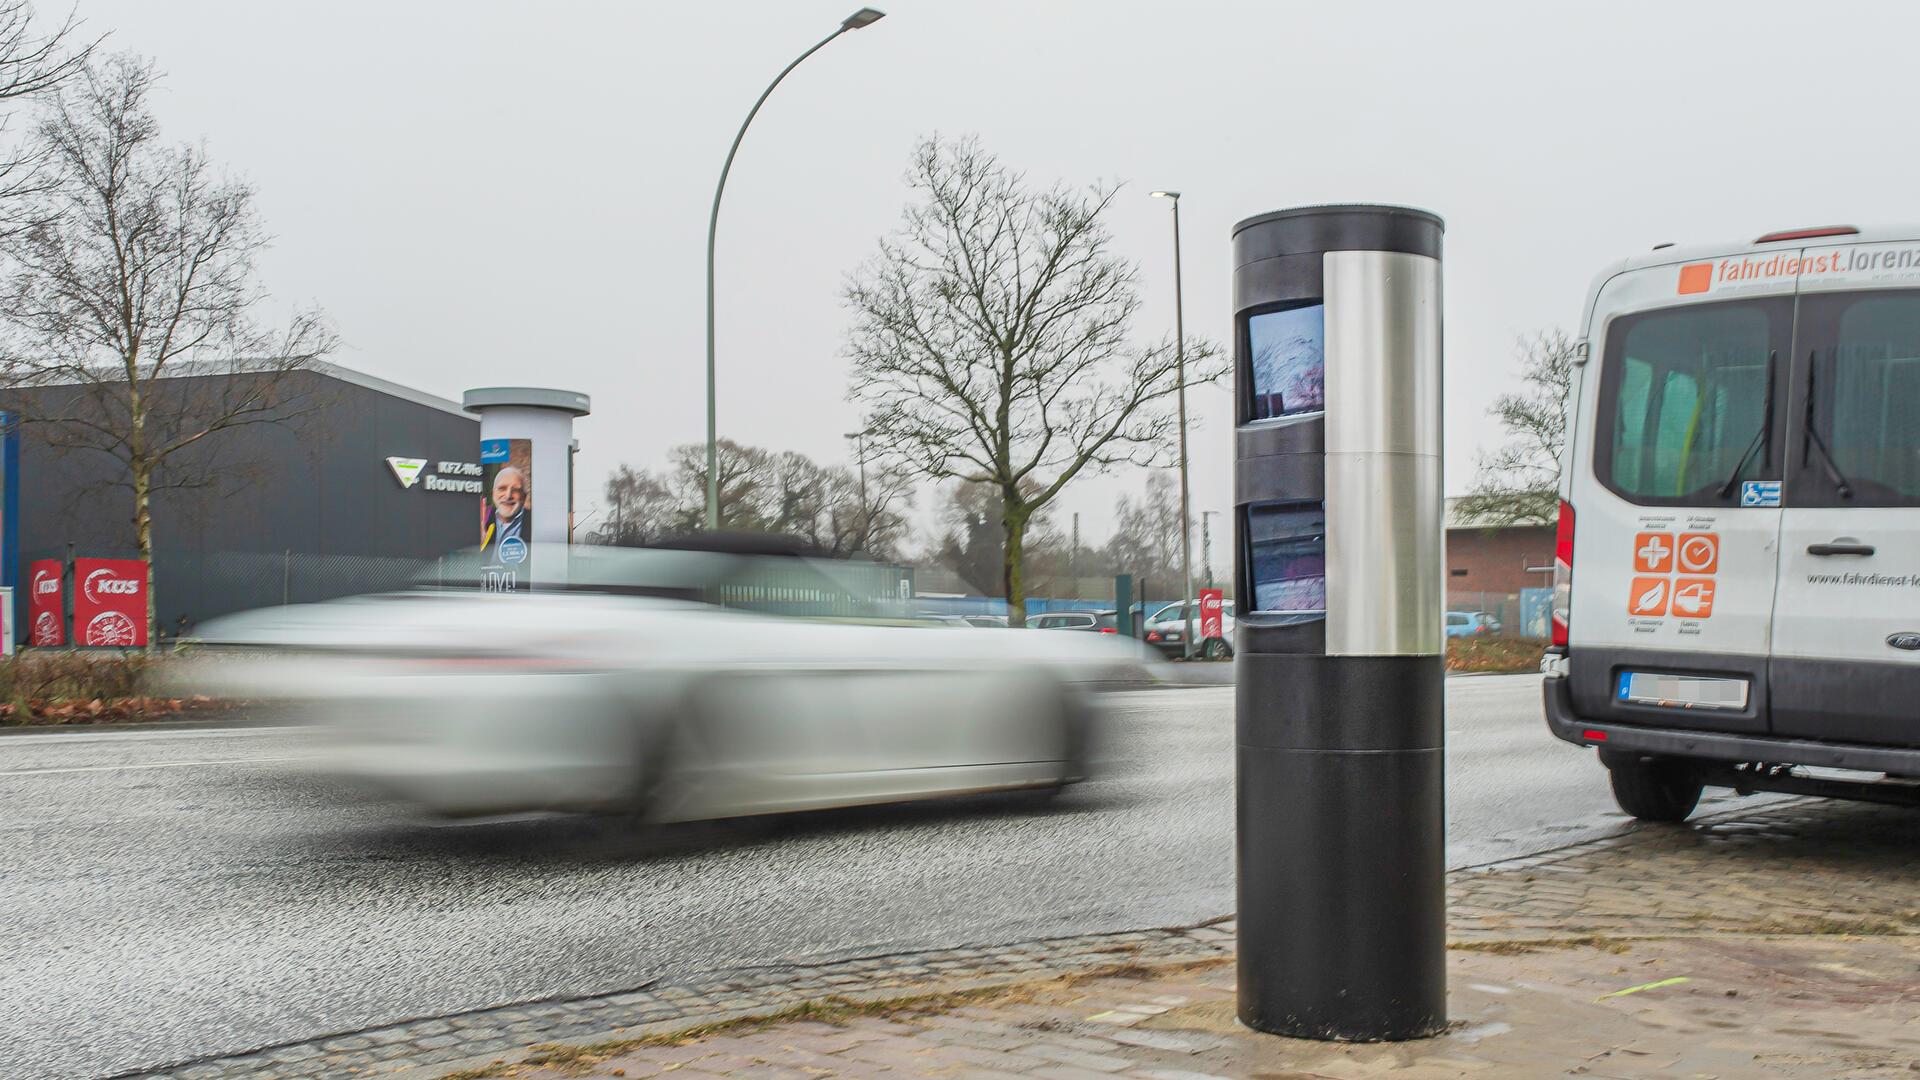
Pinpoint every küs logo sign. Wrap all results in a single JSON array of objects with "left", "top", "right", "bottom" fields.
[
  {"left": 83, "top": 568, "right": 141, "bottom": 604},
  {"left": 26, "top": 558, "right": 64, "bottom": 647},
  {"left": 72, "top": 558, "right": 148, "bottom": 647}
]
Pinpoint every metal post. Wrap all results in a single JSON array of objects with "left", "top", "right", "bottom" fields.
[
  {"left": 1155, "top": 191, "right": 1198, "bottom": 661},
  {"left": 1113, "top": 574, "right": 1133, "bottom": 639},
  {"left": 1201, "top": 510, "right": 1216, "bottom": 589},
  {"left": 282, "top": 548, "right": 291, "bottom": 606},
  {"left": 705, "top": 9, "right": 886, "bottom": 530},
  {"left": 845, "top": 429, "right": 869, "bottom": 553},
  {"left": 1070, "top": 512, "right": 1079, "bottom": 594},
  {"left": 1232, "top": 204, "right": 1447, "bottom": 1042}
]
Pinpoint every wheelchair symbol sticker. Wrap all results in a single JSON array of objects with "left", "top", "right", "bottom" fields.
[{"left": 1739, "top": 480, "right": 1781, "bottom": 508}]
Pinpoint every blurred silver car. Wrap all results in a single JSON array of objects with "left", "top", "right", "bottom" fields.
[{"left": 186, "top": 542, "right": 1162, "bottom": 823}]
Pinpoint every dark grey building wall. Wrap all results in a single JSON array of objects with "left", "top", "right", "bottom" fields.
[{"left": 17, "top": 368, "right": 480, "bottom": 635}]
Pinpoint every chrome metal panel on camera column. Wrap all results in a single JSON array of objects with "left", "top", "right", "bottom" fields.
[{"left": 1324, "top": 249, "right": 1443, "bottom": 657}]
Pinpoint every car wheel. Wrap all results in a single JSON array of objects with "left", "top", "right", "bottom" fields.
[
  {"left": 1021, "top": 689, "right": 1096, "bottom": 804},
  {"left": 1603, "top": 753, "right": 1703, "bottom": 823},
  {"left": 1202, "top": 638, "right": 1233, "bottom": 660}
]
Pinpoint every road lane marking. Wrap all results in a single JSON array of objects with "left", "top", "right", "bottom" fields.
[
  {"left": 0, "top": 756, "right": 301, "bottom": 777},
  {"left": 0, "top": 725, "right": 303, "bottom": 747}
]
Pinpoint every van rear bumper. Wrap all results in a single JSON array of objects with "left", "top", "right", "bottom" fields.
[{"left": 1544, "top": 675, "right": 1920, "bottom": 774}]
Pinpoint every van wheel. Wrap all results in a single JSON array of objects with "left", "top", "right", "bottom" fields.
[{"left": 1604, "top": 754, "right": 1703, "bottom": 823}]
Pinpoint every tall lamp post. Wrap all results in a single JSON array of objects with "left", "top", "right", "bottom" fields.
[
  {"left": 1151, "top": 190, "right": 1196, "bottom": 660},
  {"left": 705, "top": 7, "right": 887, "bottom": 529}
]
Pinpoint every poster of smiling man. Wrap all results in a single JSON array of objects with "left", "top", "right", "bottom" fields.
[{"left": 480, "top": 438, "right": 533, "bottom": 591}]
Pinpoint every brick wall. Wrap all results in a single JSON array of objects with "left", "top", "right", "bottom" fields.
[{"left": 1446, "top": 525, "right": 1556, "bottom": 596}]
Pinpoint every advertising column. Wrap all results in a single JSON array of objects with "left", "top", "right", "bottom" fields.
[
  {"left": 462, "top": 387, "right": 591, "bottom": 593},
  {"left": 1232, "top": 205, "right": 1446, "bottom": 1041}
]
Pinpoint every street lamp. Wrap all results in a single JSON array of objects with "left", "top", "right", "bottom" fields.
[
  {"left": 705, "top": 8, "right": 887, "bottom": 529},
  {"left": 1151, "top": 189, "right": 1196, "bottom": 660}
]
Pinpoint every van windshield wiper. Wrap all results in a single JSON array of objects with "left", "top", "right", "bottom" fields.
[
  {"left": 1802, "top": 348, "right": 1854, "bottom": 500},
  {"left": 1717, "top": 349, "right": 1776, "bottom": 499}
]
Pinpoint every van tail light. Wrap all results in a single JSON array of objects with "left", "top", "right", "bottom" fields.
[
  {"left": 1552, "top": 499, "right": 1575, "bottom": 647},
  {"left": 1098, "top": 627, "right": 1117, "bottom": 634}
]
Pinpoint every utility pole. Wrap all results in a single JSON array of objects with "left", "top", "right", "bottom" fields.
[
  {"left": 1151, "top": 190, "right": 1197, "bottom": 660},
  {"left": 1202, "top": 509, "right": 1217, "bottom": 589},
  {"left": 845, "top": 429, "right": 870, "bottom": 553},
  {"left": 1070, "top": 512, "right": 1080, "bottom": 593}
]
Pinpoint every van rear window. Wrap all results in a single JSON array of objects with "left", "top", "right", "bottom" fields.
[
  {"left": 1802, "top": 292, "right": 1920, "bottom": 505},
  {"left": 1596, "top": 299, "right": 1787, "bottom": 504}
]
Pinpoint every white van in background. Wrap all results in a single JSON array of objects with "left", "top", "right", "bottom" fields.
[{"left": 1544, "top": 224, "right": 1920, "bottom": 821}]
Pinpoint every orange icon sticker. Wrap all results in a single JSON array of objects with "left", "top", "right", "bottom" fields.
[
  {"left": 1677, "top": 533, "right": 1719, "bottom": 575},
  {"left": 1672, "top": 577, "right": 1717, "bottom": 619},
  {"left": 1677, "top": 262, "right": 1714, "bottom": 295},
  {"left": 1628, "top": 577, "right": 1670, "bottom": 617},
  {"left": 1632, "top": 532, "right": 1674, "bottom": 574}
]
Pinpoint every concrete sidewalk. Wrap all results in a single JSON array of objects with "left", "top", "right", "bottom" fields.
[
  {"left": 122, "top": 799, "right": 1920, "bottom": 1079},
  {"left": 447, "top": 933, "right": 1920, "bottom": 1079}
]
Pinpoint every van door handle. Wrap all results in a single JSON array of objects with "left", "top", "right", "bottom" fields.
[{"left": 1808, "top": 540, "right": 1875, "bottom": 557}]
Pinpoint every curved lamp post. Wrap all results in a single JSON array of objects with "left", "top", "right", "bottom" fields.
[{"left": 705, "top": 7, "right": 887, "bottom": 529}]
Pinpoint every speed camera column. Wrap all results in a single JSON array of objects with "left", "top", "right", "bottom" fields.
[{"left": 1231, "top": 205, "right": 1446, "bottom": 1041}]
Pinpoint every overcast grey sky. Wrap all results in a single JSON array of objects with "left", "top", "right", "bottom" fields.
[{"left": 58, "top": 0, "right": 1920, "bottom": 544}]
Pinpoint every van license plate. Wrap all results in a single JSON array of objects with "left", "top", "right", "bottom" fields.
[{"left": 1617, "top": 671, "right": 1749, "bottom": 711}]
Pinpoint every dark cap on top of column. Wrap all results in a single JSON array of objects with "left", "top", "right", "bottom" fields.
[{"left": 1233, "top": 204, "right": 1444, "bottom": 266}]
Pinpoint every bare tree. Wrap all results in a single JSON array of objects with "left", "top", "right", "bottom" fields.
[
  {"left": 1456, "top": 330, "right": 1578, "bottom": 527},
  {"left": 844, "top": 135, "right": 1222, "bottom": 625},
  {"left": 597, "top": 464, "right": 675, "bottom": 546},
  {"left": 0, "top": 55, "right": 336, "bottom": 641},
  {"left": 607, "top": 439, "right": 913, "bottom": 560},
  {"left": 663, "top": 438, "right": 776, "bottom": 533},
  {"left": 1104, "top": 470, "right": 1185, "bottom": 592},
  {"left": 0, "top": 1, "right": 95, "bottom": 226}
]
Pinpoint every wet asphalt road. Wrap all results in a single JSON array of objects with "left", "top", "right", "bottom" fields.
[{"left": 0, "top": 674, "right": 1751, "bottom": 1079}]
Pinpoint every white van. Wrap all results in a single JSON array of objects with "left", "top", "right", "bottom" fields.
[{"left": 1544, "top": 224, "right": 1920, "bottom": 821}]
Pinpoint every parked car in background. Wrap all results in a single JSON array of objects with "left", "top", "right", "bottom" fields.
[
  {"left": 1030, "top": 610, "right": 1118, "bottom": 633},
  {"left": 1142, "top": 599, "right": 1236, "bottom": 659},
  {"left": 914, "top": 613, "right": 1010, "bottom": 628},
  {"left": 1445, "top": 610, "right": 1495, "bottom": 638}
]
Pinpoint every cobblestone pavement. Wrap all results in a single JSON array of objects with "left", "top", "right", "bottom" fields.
[{"left": 116, "top": 798, "right": 1920, "bottom": 1079}]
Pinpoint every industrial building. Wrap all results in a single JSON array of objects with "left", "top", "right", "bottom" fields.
[{"left": 11, "top": 364, "right": 489, "bottom": 640}]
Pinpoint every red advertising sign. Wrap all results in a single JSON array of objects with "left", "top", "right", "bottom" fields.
[
  {"left": 72, "top": 558, "right": 147, "bottom": 647},
  {"left": 1200, "top": 588, "right": 1225, "bottom": 641},
  {"left": 26, "top": 558, "right": 63, "bottom": 646}
]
